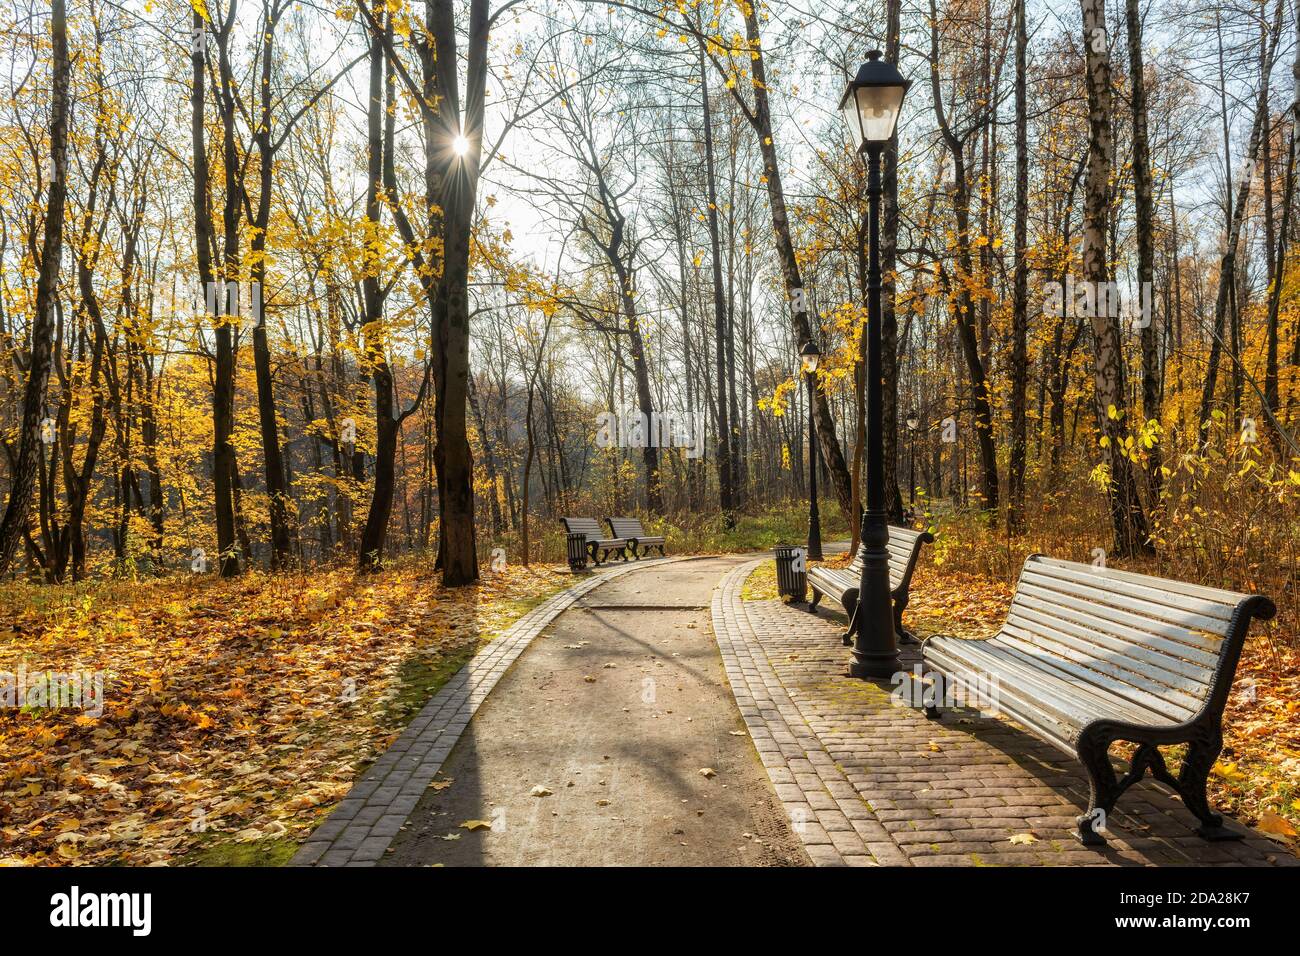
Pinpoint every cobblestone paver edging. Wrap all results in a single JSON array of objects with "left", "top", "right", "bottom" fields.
[
  {"left": 292, "top": 556, "right": 690, "bottom": 866},
  {"left": 715, "top": 561, "right": 1296, "bottom": 868},
  {"left": 711, "top": 560, "right": 899, "bottom": 866}
]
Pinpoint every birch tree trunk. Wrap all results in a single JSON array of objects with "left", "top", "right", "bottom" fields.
[
  {"left": 1008, "top": 0, "right": 1029, "bottom": 534},
  {"left": 1081, "top": 0, "right": 1151, "bottom": 556}
]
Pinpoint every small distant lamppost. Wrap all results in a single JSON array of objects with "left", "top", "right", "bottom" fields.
[
  {"left": 801, "top": 340, "right": 823, "bottom": 562},
  {"left": 841, "top": 49, "right": 910, "bottom": 679},
  {"left": 906, "top": 411, "right": 919, "bottom": 505}
]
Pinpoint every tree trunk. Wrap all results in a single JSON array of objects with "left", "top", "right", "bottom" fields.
[
  {"left": 699, "top": 46, "right": 734, "bottom": 518},
  {"left": 1200, "top": 7, "right": 1279, "bottom": 427},
  {"left": 429, "top": 0, "right": 485, "bottom": 585},
  {"left": 736, "top": 4, "right": 854, "bottom": 525},
  {"left": 1126, "top": 0, "right": 1162, "bottom": 508},
  {"left": 1007, "top": 0, "right": 1029, "bottom": 534},
  {"left": 882, "top": 0, "right": 904, "bottom": 523},
  {"left": 251, "top": 0, "right": 294, "bottom": 569},
  {"left": 0, "top": 0, "right": 71, "bottom": 576},
  {"left": 1081, "top": 0, "right": 1151, "bottom": 556}
]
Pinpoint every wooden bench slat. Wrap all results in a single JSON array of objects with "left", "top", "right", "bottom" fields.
[
  {"left": 1033, "top": 555, "right": 1252, "bottom": 609},
  {"left": 1024, "top": 561, "right": 1237, "bottom": 624},
  {"left": 1019, "top": 567, "right": 1233, "bottom": 639},
  {"left": 997, "top": 622, "right": 1204, "bottom": 721},
  {"left": 602, "top": 516, "right": 666, "bottom": 559},
  {"left": 1013, "top": 582, "right": 1227, "bottom": 665},
  {"left": 991, "top": 633, "right": 1195, "bottom": 725},
  {"left": 1009, "top": 596, "right": 1217, "bottom": 685},
  {"left": 926, "top": 638, "right": 1169, "bottom": 733},
  {"left": 999, "top": 622, "right": 1205, "bottom": 722},
  {"left": 561, "top": 517, "right": 630, "bottom": 565},
  {"left": 562, "top": 517, "right": 602, "bottom": 536},
  {"left": 808, "top": 565, "right": 906, "bottom": 592}
]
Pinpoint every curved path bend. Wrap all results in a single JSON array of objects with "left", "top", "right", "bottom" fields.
[{"left": 295, "top": 555, "right": 809, "bottom": 867}]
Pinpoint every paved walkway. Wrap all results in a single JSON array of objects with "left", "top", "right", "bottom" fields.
[
  {"left": 293, "top": 553, "right": 1295, "bottom": 867},
  {"left": 719, "top": 560, "right": 1296, "bottom": 867}
]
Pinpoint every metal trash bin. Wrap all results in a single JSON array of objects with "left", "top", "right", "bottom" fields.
[
  {"left": 567, "top": 532, "right": 589, "bottom": 571},
  {"left": 774, "top": 545, "right": 808, "bottom": 603}
]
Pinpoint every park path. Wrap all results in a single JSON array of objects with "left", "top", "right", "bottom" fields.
[
  {"left": 294, "top": 550, "right": 1294, "bottom": 868},
  {"left": 380, "top": 556, "right": 808, "bottom": 866}
]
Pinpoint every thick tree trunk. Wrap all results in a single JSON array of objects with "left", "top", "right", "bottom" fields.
[
  {"left": 195, "top": 13, "right": 243, "bottom": 577},
  {"left": 0, "top": 0, "right": 71, "bottom": 576},
  {"left": 429, "top": 0, "right": 485, "bottom": 586},
  {"left": 359, "top": 9, "right": 399, "bottom": 572}
]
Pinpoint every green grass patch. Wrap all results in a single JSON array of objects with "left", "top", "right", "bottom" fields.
[{"left": 183, "top": 833, "right": 300, "bottom": 868}]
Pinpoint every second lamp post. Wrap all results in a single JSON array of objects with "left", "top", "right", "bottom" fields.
[
  {"left": 839, "top": 50, "right": 910, "bottom": 679},
  {"left": 800, "top": 341, "right": 823, "bottom": 562}
]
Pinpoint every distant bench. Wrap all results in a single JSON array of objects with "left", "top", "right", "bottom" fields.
[
  {"left": 605, "top": 517, "right": 666, "bottom": 559},
  {"left": 920, "top": 554, "right": 1276, "bottom": 846},
  {"left": 561, "top": 517, "right": 628, "bottom": 566},
  {"left": 807, "top": 525, "right": 934, "bottom": 644}
]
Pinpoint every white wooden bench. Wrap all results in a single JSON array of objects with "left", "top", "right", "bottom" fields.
[
  {"left": 807, "top": 525, "right": 933, "bottom": 644},
  {"left": 920, "top": 554, "right": 1276, "bottom": 845}
]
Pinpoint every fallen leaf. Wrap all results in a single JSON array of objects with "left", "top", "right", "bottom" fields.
[
  {"left": 1257, "top": 811, "right": 1297, "bottom": 838},
  {"left": 460, "top": 820, "right": 493, "bottom": 831},
  {"left": 698, "top": 768, "right": 716, "bottom": 779}
]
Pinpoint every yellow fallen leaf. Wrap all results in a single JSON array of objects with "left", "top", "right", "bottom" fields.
[
  {"left": 460, "top": 820, "right": 493, "bottom": 831},
  {"left": 699, "top": 768, "right": 716, "bottom": 779},
  {"left": 1257, "top": 812, "right": 1297, "bottom": 838},
  {"left": 1009, "top": 832, "right": 1038, "bottom": 845}
]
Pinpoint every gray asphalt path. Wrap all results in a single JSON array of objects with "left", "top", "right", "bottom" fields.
[{"left": 383, "top": 555, "right": 808, "bottom": 866}]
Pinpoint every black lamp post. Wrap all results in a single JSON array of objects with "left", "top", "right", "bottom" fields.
[
  {"left": 800, "top": 341, "right": 823, "bottom": 562},
  {"left": 841, "top": 50, "right": 910, "bottom": 679},
  {"left": 906, "top": 411, "right": 919, "bottom": 505}
]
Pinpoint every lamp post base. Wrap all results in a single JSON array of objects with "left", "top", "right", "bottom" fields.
[
  {"left": 848, "top": 650, "right": 900, "bottom": 680},
  {"left": 848, "top": 509, "right": 898, "bottom": 680}
]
